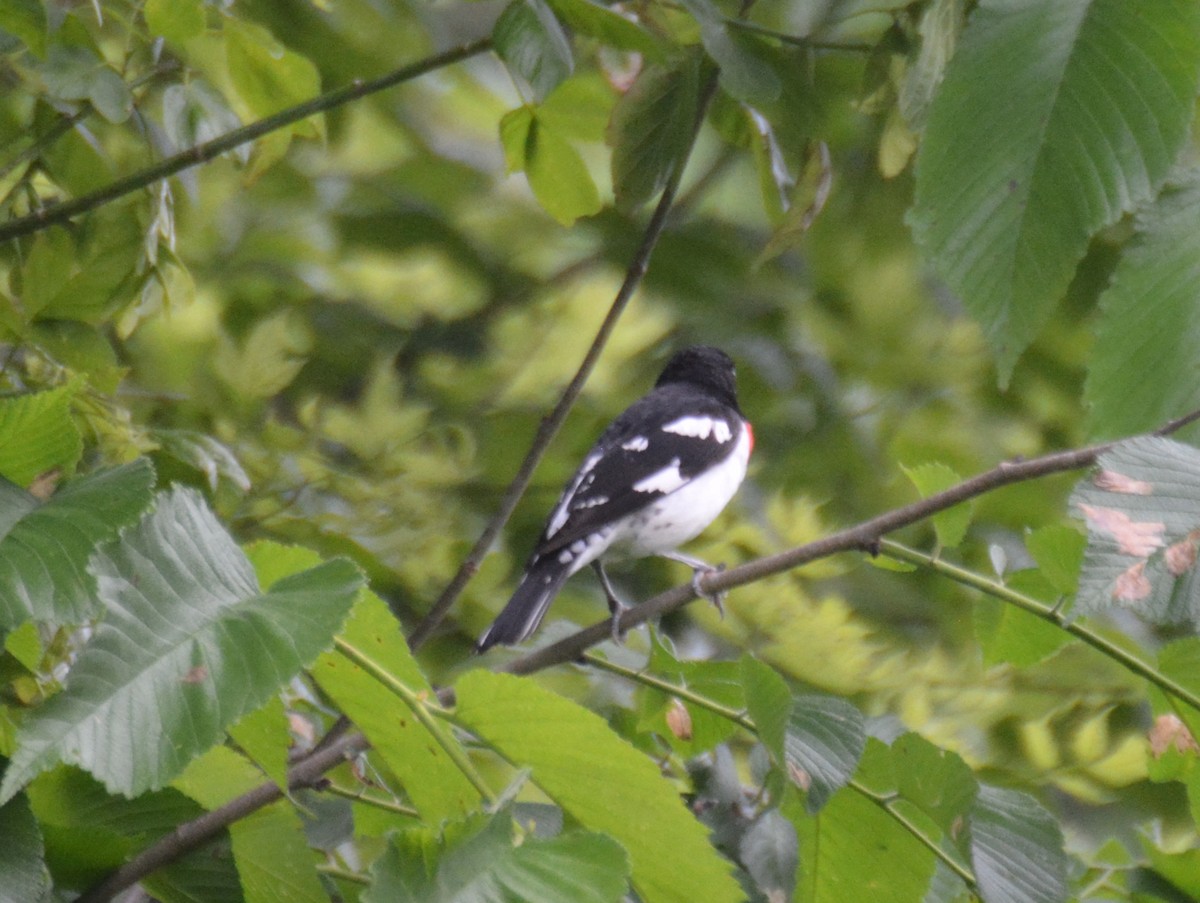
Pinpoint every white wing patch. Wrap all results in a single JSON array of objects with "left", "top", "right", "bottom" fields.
[
  {"left": 633, "top": 458, "right": 686, "bottom": 494},
  {"left": 545, "top": 451, "right": 602, "bottom": 539},
  {"left": 662, "top": 415, "right": 732, "bottom": 443},
  {"left": 622, "top": 436, "right": 649, "bottom": 451}
]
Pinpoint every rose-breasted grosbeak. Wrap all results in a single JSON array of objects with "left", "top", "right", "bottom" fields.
[{"left": 476, "top": 345, "right": 753, "bottom": 652}]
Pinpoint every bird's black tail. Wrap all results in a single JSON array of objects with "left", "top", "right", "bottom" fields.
[{"left": 476, "top": 557, "right": 573, "bottom": 653}]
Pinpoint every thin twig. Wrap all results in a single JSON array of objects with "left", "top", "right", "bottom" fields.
[
  {"left": 406, "top": 63, "right": 725, "bottom": 651},
  {"left": 0, "top": 39, "right": 493, "bottom": 243}
]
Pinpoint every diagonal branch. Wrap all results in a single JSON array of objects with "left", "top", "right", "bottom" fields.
[
  {"left": 406, "top": 63, "right": 725, "bottom": 651},
  {"left": 0, "top": 38, "right": 493, "bottom": 243},
  {"left": 76, "top": 406, "right": 1200, "bottom": 901}
]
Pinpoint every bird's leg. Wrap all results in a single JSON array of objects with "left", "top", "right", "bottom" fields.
[
  {"left": 593, "top": 561, "right": 629, "bottom": 642},
  {"left": 658, "top": 551, "right": 727, "bottom": 618}
]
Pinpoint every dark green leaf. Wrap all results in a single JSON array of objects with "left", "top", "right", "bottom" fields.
[
  {"left": 1087, "top": 172, "right": 1200, "bottom": 437},
  {"left": 1071, "top": 436, "right": 1200, "bottom": 626},
  {"left": 679, "top": 0, "right": 779, "bottom": 106},
  {"left": 0, "top": 0, "right": 46, "bottom": 57},
  {"left": 0, "top": 460, "right": 155, "bottom": 627},
  {"left": 0, "top": 789, "right": 48, "bottom": 903},
  {"left": 970, "top": 785, "right": 1067, "bottom": 903},
  {"left": 608, "top": 55, "right": 701, "bottom": 211},
  {"left": 494, "top": 0, "right": 574, "bottom": 102},
  {"left": 740, "top": 654, "right": 790, "bottom": 764},
  {"left": 543, "top": 0, "right": 664, "bottom": 59},
  {"left": 911, "top": 0, "right": 1200, "bottom": 380},
  {"left": 0, "top": 488, "right": 362, "bottom": 802},
  {"left": 455, "top": 671, "right": 744, "bottom": 903},
  {"left": 785, "top": 693, "right": 865, "bottom": 812}
]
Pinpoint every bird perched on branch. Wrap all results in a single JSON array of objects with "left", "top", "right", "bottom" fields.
[{"left": 476, "top": 345, "right": 753, "bottom": 652}]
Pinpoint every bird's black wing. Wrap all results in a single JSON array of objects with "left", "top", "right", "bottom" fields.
[{"left": 532, "top": 384, "right": 742, "bottom": 558}]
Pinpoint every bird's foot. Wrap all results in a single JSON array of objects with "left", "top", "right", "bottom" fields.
[
  {"left": 608, "top": 599, "right": 630, "bottom": 644},
  {"left": 691, "top": 563, "right": 727, "bottom": 618}
]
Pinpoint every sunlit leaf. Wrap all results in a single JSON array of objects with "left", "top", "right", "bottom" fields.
[
  {"left": 901, "top": 461, "right": 972, "bottom": 548},
  {"left": 455, "top": 671, "right": 744, "bottom": 903},
  {"left": 524, "top": 117, "right": 602, "bottom": 225},
  {"left": 145, "top": 0, "right": 205, "bottom": 44},
  {"left": 0, "top": 488, "right": 361, "bottom": 802},
  {"left": 911, "top": 0, "right": 1200, "bottom": 380},
  {"left": 0, "top": 382, "right": 82, "bottom": 487}
]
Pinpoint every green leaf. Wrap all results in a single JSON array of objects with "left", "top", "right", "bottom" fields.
[
  {"left": 310, "top": 591, "right": 481, "bottom": 823},
  {"left": 609, "top": 55, "right": 701, "bottom": 212},
  {"left": 1157, "top": 638, "right": 1200, "bottom": 738},
  {"left": 88, "top": 67, "right": 134, "bottom": 124},
  {"left": 543, "top": 0, "right": 664, "bottom": 59},
  {"left": 901, "top": 461, "right": 973, "bottom": 548},
  {"left": 525, "top": 117, "right": 602, "bottom": 225},
  {"left": 969, "top": 785, "right": 1067, "bottom": 903},
  {"left": 175, "top": 745, "right": 326, "bottom": 903},
  {"left": 494, "top": 0, "right": 574, "bottom": 102},
  {"left": 793, "top": 787, "right": 936, "bottom": 903},
  {"left": 4, "top": 620, "right": 42, "bottom": 671},
  {"left": 785, "top": 693, "right": 866, "bottom": 812},
  {"left": 1025, "top": 524, "right": 1085, "bottom": 597},
  {"left": 154, "top": 428, "right": 251, "bottom": 492},
  {"left": 0, "top": 382, "right": 82, "bottom": 487},
  {"left": 20, "top": 226, "right": 73, "bottom": 318},
  {"left": 454, "top": 671, "right": 744, "bottom": 903},
  {"left": 892, "top": 733, "right": 977, "bottom": 834},
  {"left": 0, "top": 488, "right": 362, "bottom": 802},
  {"left": 740, "top": 654, "right": 791, "bottom": 765},
  {"left": 642, "top": 632, "right": 743, "bottom": 752},
  {"left": 679, "top": 0, "right": 779, "bottom": 106},
  {"left": 145, "top": 0, "right": 206, "bottom": 44},
  {"left": 1071, "top": 436, "right": 1200, "bottom": 626},
  {"left": 0, "top": 790, "right": 48, "bottom": 903},
  {"left": 227, "top": 694, "right": 289, "bottom": 792},
  {"left": 910, "top": 0, "right": 1200, "bottom": 381},
  {"left": 0, "top": 460, "right": 155, "bottom": 627},
  {"left": 500, "top": 106, "right": 535, "bottom": 173},
  {"left": 366, "top": 812, "right": 629, "bottom": 903},
  {"left": 0, "top": 0, "right": 46, "bottom": 57},
  {"left": 538, "top": 74, "right": 616, "bottom": 143},
  {"left": 1087, "top": 172, "right": 1200, "bottom": 437}
]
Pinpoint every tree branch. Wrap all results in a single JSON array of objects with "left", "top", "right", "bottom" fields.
[
  {"left": 0, "top": 39, "right": 493, "bottom": 243},
  {"left": 407, "top": 63, "right": 725, "bottom": 650}
]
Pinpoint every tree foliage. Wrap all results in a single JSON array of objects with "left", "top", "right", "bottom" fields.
[{"left": 2, "top": 0, "right": 1200, "bottom": 901}]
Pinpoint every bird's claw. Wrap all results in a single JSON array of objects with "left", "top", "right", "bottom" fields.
[{"left": 691, "top": 563, "right": 727, "bottom": 618}]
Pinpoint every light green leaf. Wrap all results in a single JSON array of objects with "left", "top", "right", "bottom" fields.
[
  {"left": 786, "top": 693, "right": 866, "bottom": 812},
  {"left": 0, "top": 488, "right": 362, "bottom": 802},
  {"left": 679, "top": 0, "right": 779, "bottom": 106},
  {"left": 366, "top": 812, "right": 629, "bottom": 903},
  {"left": 494, "top": 0, "right": 574, "bottom": 102},
  {"left": 970, "top": 785, "right": 1067, "bottom": 903},
  {"left": 145, "top": 0, "right": 206, "bottom": 44},
  {"left": 455, "top": 671, "right": 743, "bottom": 903},
  {"left": 608, "top": 55, "right": 701, "bottom": 211},
  {"left": 0, "top": 382, "right": 82, "bottom": 487},
  {"left": 0, "top": 0, "right": 46, "bottom": 57},
  {"left": 4, "top": 620, "right": 42, "bottom": 671},
  {"left": 538, "top": 74, "right": 616, "bottom": 143},
  {"left": 543, "top": 0, "right": 664, "bottom": 59},
  {"left": 1071, "top": 436, "right": 1200, "bottom": 626},
  {"left": 310, "top": 592, "right": 481, "bottom": 823},
  {"left": 227, "top": 694, "right": 289, "bottom": 792},
  {"left": 0, "top": 790, "right": 48, "bottom": 903},
  {"left": 740, "top": 654, "right": 791, "bottom": 765},
  {"left": 893, "top": 733, "right": 977, "bottom": 834},
  {"left": 500, "top": 106, "right": 535, "bottom": 174},
  {"left": 901, "top": 461, "right": 972, "bottom": 548},
  {"left": 154, "top": 428, "right": 251, "bottom": 492},
  {"left": 1024, "top": 524, "right": 1085, "bottom": 597},
  {"left": 1087, "top": 172, "right": 1200, "bottom": 437},
  {"left": 0, "top": 460, "right": 155, "bottom": 627},
  {"left": 910, "top": 0, "right": 1200, "bottom": 381},
  {"left": 175, "top": 745, "right": 326, "bottom": 903},
  {"left": 525, "top": 117, "right": 602, "bottom": 225},
  {"left": 1157, "top": 638, "right": 1200, "bottom": 738},
  {"left": 20, "top": 226, "right": 73, "bottom": 318}
]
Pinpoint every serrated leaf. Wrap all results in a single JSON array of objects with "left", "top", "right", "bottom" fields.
[
  {"left": 310, "top": 592, "right": 480, "bottom": 822},
  {"left": 367, "top": 812, "right": 629, "bottom": 903},
  {"left": 543, "top": 0, "right": 664, "bottom": 59},
  {"left": 1071, "top": 436, "right": 1200, "bottom": 626},
  {"left": 609, "top": 55, "right": 701, "bottom": 212},
  {"left": 494, "top": 0, "right": 574, "bottom": 102},
  {"left": 175, "top": 745, "right": 326, "bottom": 903},
  {"left": 455, "top": 671, "right": 743, "bottom": 903},
  {"left": 679, "top": 0, "right": 779, "bottom": 107},
  {"left": 1087, "top": 172, "right": 1200, "bottom": 437},
  {"left": 0, "top": 382, "right": 83, "bottom": 487},
  {"left": 740, "top": 654, "right": 790, "bottom": 765},
  {"left": 0, "top": 791, "right": 48, "bottom": 903},
  {"left": 893, "top": 733, "right": 977, "bottom": 833},
  {"left": 784, "top": 693, "right": 866, "bottom": 812},
  {"left": 0, "top": 488, "right": 362, "bottom": 802},
  {"left": 969, "top": 785, "right": 1067, "bottom": 903},
  {"left": 525, "top": 117, "right": 602, "bottom": 225},
  {"left": 901, "top": 461, "right": 972, "bottom": 548},
  {"left": 910, "top": 0, "right": 1200, "bottom": 381},
  {"left": 0, "top": 460, "right": 155, "bottom": 627}
]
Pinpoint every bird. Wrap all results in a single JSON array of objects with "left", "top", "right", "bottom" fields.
[{"left": 476, "top": 345, "right": 753, "bottom": 652}]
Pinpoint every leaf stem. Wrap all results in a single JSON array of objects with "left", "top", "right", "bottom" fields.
[
  {"left": 878, "top": 540, "right": 1200, "bottom": 714},
  {"left": 322, "top": 782, "right": 419, "bottom": 818},
  {"left": 333, "top": 637, "right": 495, "bottom": 805}
]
